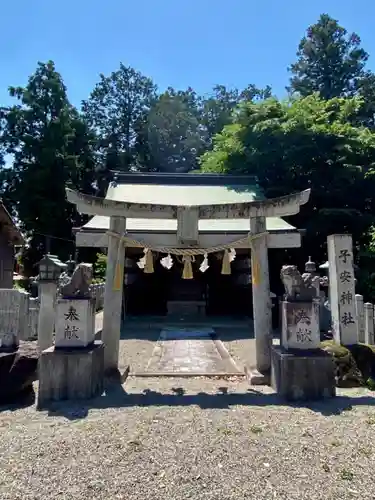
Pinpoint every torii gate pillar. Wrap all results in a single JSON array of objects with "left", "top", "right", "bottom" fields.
[
  {"left": 249, "top": 216, "right": 272, "bottom": 382},
  {"left": 102, "top": 216, "right": 126, "bottom": 373}
]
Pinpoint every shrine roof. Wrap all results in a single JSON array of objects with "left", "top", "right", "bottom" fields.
[
  {"left": 0, "top": 202, "right": 24, "bottom": 245},
  {"left": 107, "top": 178, "right": 262, "bottom": 206},
  {"left": 82, "top": 214, "right": 295, "bottom": 232},
  {"left": 79, "top": 173, "right": 299, "bottom": 233}
]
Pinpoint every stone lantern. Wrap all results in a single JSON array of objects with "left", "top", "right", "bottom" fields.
[
  {"left": 38, "top": 254, "right": 67, "bottom": 282},
  {"left": 37, "top": 254, "right": 66, "bottom": 351}
]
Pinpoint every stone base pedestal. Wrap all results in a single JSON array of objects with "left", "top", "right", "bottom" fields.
[
  {"left": 245, "top": 366, "right": 270, "bottom": 386},
  {"left": 37, "top": 340, "right": 104, "bottom": 409},
  {"left": 271, "top": 346, "right": 336, "bottom": 401}
]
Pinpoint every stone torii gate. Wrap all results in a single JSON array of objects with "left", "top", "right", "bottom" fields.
[{"left": 66, "top": 185, "right": 310, "bottom": 380}]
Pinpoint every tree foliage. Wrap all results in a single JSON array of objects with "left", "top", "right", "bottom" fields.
[
  {"left": 199, "top": 84, "right": 272, "bottom": 145},
  {"left": 289, "top": 14, "right": 369, "bottom": 99},
  {"left": 200, "top": 95, "right": 375, "bottom": 276},
  {"left": 0, "top": 61, "right": 96, "bottom": 275},
  {"left": 136, "top": 87, "right": 204, "bottom": 172},
  {"left": 82, "top": 63, "right": 157, "bottom": 190}
]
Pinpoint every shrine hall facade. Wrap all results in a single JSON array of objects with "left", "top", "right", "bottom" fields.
[{"left": 72, "top": 172, "right": 307, "bottom": 319}]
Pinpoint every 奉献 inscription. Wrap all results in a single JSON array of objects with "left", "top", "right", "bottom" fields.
[
  {"left": 64, "top": 325, "right": 79, "bottom": 340},
  {"left": 64, "top": 306, "right": 79, "bottom": 322},
  {"left": 55, "top": 298, "right": 95, "bottom": 348},
  {"left": 295, "top": 327, "right": 312, "bottom": 343},
  {"left": 294, "top": 308, "right": 311, "bottom": 325},
  {"left": 281, "top": 300, "right": 320, "bottom": 350}
]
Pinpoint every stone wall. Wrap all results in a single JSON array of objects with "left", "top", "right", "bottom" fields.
[
  {"left": 90, "top": 283, "right": 105, "bottom": 311},
  {"left": 0, "top": 283, "right": 105, "bottom": 343}
]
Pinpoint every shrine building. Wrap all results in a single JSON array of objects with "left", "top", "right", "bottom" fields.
[{"left": 68, "top": 172, "right": 310, "bottom": 376}]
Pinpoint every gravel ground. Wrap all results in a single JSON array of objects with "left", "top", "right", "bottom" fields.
[
  {"left": 217, "top": 328, "right": 256, "bottom": 371},
  {"left": 1, "top": 333, "right": 375, "bottom": 500},
  {"left": 119, "top": 327, "right": 160, "bottom": 372},
  {"left": 1, "top": 377, "right": 375, "bottom": 500}
]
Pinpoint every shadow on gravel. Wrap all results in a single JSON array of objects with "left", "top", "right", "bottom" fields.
[
  {"left": 43, "top": 379, "right": 375, "bottom": 421},
  {"left": 0, "top": 387, "right": 36, "bottom": 413}
]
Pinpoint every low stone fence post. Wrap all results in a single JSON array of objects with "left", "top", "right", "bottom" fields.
[
  {"left": 89, "top": 285, "right": 96, "bottom": 310},
  {"left": 364, "top": 303, "right": 375, "bottom": 345},
  {"left": 28, "top": 297, "right": 40, "bottom": 340},
  {"left": 18, "top": 290, "right": 30, "bottom": 340},
  {"left": 88, "top": 283, "right": 105, "bottom": 311},
  {"left": 99, "top": 284, "right": 105, "bottom": 309},
  {"left": 355, "top": 294, "right": 365, "bottom": 343}
]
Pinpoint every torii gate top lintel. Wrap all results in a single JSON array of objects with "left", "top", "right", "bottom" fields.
[{"left": 65, "top": 187, "right": 311, "bottom": 221}]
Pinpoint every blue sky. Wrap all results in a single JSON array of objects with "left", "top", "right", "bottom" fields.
[{"left": 1, "top": 0, "right": 374, "bottom": 108}]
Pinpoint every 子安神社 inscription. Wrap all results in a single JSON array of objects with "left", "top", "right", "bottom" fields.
[
  {"left": 327, "top": 234, "right": 357, "bottom": 345},
  {"left": 55, "top": 299, "right": 95, "bottom": 348}
]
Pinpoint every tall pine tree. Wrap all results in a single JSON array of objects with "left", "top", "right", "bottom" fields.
[
  {"left": 0, "top": 61, "right": 96, "bottom": 275},
  {"left": 289, "top": 14, "right": 368, "bottom": 99}
]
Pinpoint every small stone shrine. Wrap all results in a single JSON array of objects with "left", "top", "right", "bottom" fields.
[
  {"left": 271, "top": 262, "right": 336, "bottom": 401},
  {"left": 37, "top": 263, "right": 104, "bottom": 409}
]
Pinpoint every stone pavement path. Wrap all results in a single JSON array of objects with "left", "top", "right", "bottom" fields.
[{"left": 144, "top": 328, "right": 242, "bottom": 375}]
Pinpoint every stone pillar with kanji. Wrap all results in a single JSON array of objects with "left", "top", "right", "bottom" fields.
[
  {"left": 37, "top": 263, "right": 104, "bottom": 409},
  {"left": 270, "top": 264, "right": 335, "bottom": 401},
  {"left": 327, "top": 235, "right": 357, "bottom": 345},
  {"left": 55, "top": 299, "right": 95, "bottom": 348}
]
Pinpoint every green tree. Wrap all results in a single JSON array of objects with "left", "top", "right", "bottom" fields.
[
  {"left": 289, "top": 14, "right": 369, "bottom": 99},
  {"left": 136, "top": 87, "right": 204, "bottom": 172},
  {"left": 200, "top": 95, "right": 375, "bottom": 278},
  {"left": 93, "top": 253, "right": 107, "bottom": 282},
  {"left": 82, "top": 63, "right": 157, "bottom": 187},
  {"left": 355, "top": 71, "right": 375, "bottom": 129},
  {"left": 0, "top": 61, "right": 96, "bottom": 275},
  {"left": 199, "top": 84, "right": 272, "bottom": 145}
]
